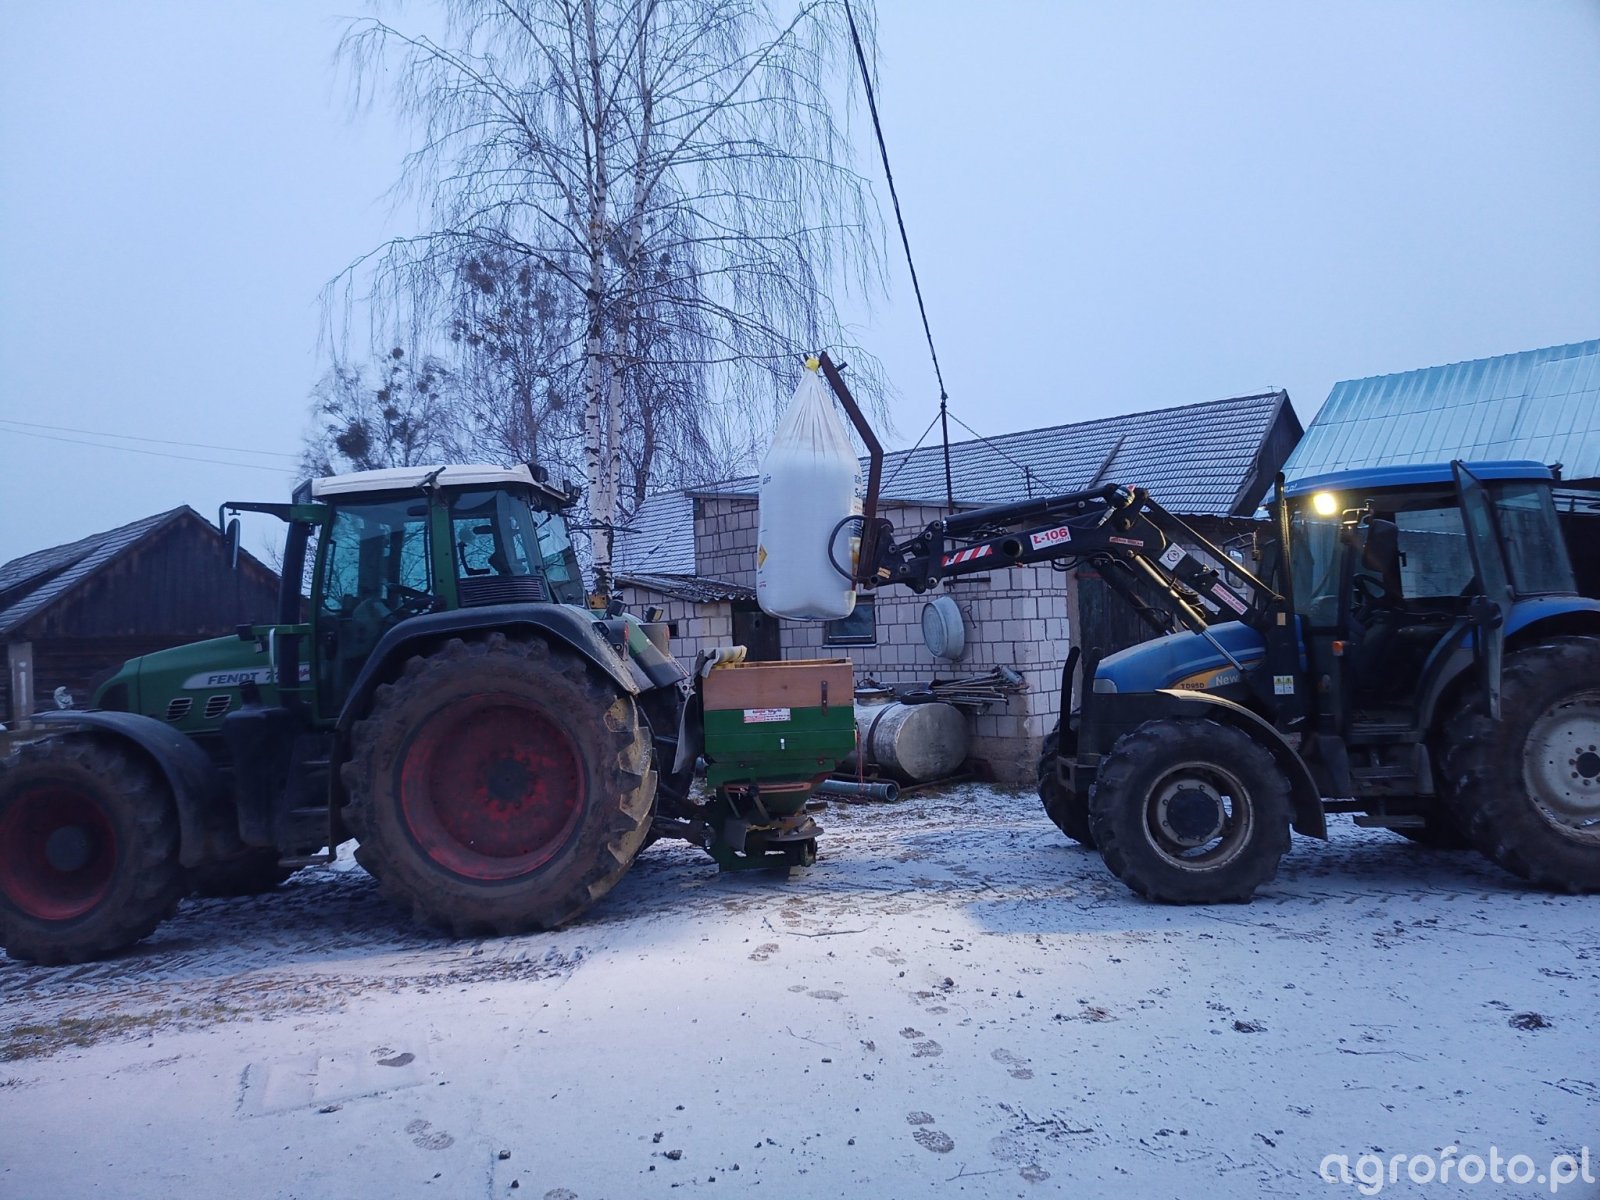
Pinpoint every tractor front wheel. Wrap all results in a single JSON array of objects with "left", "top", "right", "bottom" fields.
[
  {"left": 0, "top": 737, "right": 186, "bottom": 965},
  {"left": 342, "top": 634, "right": 655, "bottom": 936},
  {"left": 1088, "top": 718, "right": 1291, "bottom": 904},
  {"left": 1440, "top": 638, "right": 1600, "bottom": 891},
  {"left": 1037, "top": 721, "right": 1093, "bottom": 847}
]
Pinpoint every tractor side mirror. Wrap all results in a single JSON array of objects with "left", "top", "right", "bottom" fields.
[{"left": 224, "top": 517, "right": 242, "bottom": 571}]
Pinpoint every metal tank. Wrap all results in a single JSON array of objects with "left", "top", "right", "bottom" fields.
[{"left": 844, "top": 694, "right": 969, "bottom": 782}]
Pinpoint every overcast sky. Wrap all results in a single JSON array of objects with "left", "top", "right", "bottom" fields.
[{"left": 3, "top": 1, "right": 1598, "bottom": 566}]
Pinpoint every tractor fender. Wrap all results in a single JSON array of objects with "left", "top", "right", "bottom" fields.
[
  {"left": 1413, "top": 598, "right": 1600, "bottom": 734},
  {"left": 22, "top": 710, "right": 237, "bottom": 868},
  {"left": 336, "top": 603, "right": 641, "bottom": 735},
  {"left": 1088, "top": 689, "right": 1327, "bottom": 840}
]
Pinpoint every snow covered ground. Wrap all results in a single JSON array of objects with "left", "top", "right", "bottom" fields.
[{"left": 2, "top": 784, "right": 1596, "bottom": 1199}]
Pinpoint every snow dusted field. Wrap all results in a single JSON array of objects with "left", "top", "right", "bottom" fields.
[{"left": 2, "top": 784, "right": 1596, "bottom": 1199}]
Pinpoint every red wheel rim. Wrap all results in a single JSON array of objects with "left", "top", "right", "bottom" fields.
[
  {"left": 0, "top": 784, "right": 118, "bottom": 920},
  {"left": 398, "top": 694, "right": 585, "bottom": 880}
]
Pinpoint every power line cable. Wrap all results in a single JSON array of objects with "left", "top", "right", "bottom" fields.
[
  {"left": 843, "top": 0, "right": 955, "bottom": 509},
  {"left": 0, "top": 416, "right": 302, "bottom": 460},
  {"left": 879, "top": 409, "right": 942, "bottom": 493},
  {"left": 947, "top": 406, "right": 1075, "bottom": 496},
  {"left": 0, "top": 425, "right": 291, "bottom": 473}
]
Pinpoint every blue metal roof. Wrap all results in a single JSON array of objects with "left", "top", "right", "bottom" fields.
[
  {"left": 1284, "top": 339, "right": 1600, "bottom": 483},
  {"left": 1284, "top": 460, "right": 1555, "bottom": 498}
]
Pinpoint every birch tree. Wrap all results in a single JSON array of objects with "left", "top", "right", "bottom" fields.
[{"left": 336, "top": 0, "right": 885, "bottom": 593}]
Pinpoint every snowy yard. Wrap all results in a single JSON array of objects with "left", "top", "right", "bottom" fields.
[{"left": 1, "top": 784, "right": 1596, "bottom": 1199}]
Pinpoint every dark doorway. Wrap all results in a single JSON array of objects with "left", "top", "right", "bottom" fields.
[{"left": 732, "top": 602, "right": 782, "bottom": 661}]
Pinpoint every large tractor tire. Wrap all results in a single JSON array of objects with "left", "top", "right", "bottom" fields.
[
  {"left": 0, "top": 736, "right": 187, "bottom": 965},
  {"left": 1088, "top": 718, "right": 1292, "bottom": 904},
  {"left": 189, "top": 849, "right": 296, "bottom": 898},
  {"left": 342, "top": 633, "right": 656, "bottom": 936},
  {"left": 1439, "top": 638, "right": 1600, "bottom": 892},
  {"left": 1037, "top": 722, "right": 1094, "bottom": 847}
]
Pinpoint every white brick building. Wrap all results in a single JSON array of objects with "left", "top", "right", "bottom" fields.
[{"left": 617, "top": 391, "right": 1302, "bottom": 782}]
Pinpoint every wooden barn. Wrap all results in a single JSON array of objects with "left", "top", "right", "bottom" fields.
[{"left": 0, "top": 507, "right": 281, "bottom": 720}]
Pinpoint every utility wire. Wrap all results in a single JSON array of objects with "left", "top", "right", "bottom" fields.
[
  {"left": 879, "top": 409, "right": 942, "bottom": 493},
  {"left": 843, "top": 0, "right": 955, "bottom": 509},
  {"left": 944, "top": 409, "right": 1075, "bottom": 498},
  {"left": 0, "top": 425, "right": 290, "bottom": 473},
  {"left": 0, "top": 416, "right": 302, "bottom": 459}
]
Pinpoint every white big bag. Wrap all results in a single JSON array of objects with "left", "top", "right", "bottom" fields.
[{"left": 756, "top": 359, "right": 862, "bottom": 620}]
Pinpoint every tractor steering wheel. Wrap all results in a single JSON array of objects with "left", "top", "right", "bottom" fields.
[{"left": 388, "top": 585, "right": 436, "bottom": 617}]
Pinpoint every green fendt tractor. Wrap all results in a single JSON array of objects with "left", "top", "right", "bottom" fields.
[{"left": 0, "top": 464, "right": 706, "bottom": 964}]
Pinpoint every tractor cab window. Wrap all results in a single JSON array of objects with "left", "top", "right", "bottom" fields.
[
  {"left": 320, "top": 499, "right": 433, "bottom": 614},
  {"left": 450, "top": 488, "right": 541, "bottom": 579},
  {"left": 532, "top": 509, "right": 584, "bottom": 604},
  {"left": 1289, "top": 515, "right": 1343, "bottom": 627},
  {"left": 1391, "top": 507, "right": 1474, "bottom": 599},
  {"left": 447, "top": 487, "right": 585, "bottom": 606},
  {"left": 315, "top": 498, "right": 434, "bottom": 712},
  {"left": 1493, "top": 481, "right": 1575, "bottom": 596}
]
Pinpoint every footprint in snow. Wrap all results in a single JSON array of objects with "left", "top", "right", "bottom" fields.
[
  {"left": 911, "top": 1041, "right": 944, "bottom": 1058},
  {"left": 991, "top": 1048, "right": 1034, "bottom": 1080},
  {"left": 405, "top": 1119, "right": 455, "bottom": 1151},
  {"left": 809, "top": 989, "right": 843, "bottom": 1001},
  {"left": 749, "top": 943, "right": 779, "bottom": 962},
  {"left": 871, "top": 946, "right": 905, "bottom": 966},
  {"left": 906, "top": 1112, "right": 935, "bottom": 1125},
  {"left": 913, "top": 1128, "right": 955, "bottom": 1153}
]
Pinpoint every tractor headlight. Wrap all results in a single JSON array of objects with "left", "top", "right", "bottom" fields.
[{"left": 1311, "top": 491, "right": 1339, "bottom": 517}]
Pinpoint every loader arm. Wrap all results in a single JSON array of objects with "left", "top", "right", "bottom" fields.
[{"left": 853, "top": 483, "right": 1274, "bottom": 636}]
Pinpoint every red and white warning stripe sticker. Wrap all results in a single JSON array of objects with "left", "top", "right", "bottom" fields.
[{"left": 942, "top": 544, "right": 994, "bottom": 567}]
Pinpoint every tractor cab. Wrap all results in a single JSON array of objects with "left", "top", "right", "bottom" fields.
[
  {"left": 1283, "top": 461, "right": 1577, "bottom": 733},
  {"left": 217, "top": 464, "right": 580, "bottom": 721},
  {"left": 285, "top": 464, "right": 583, "bottom": 717}
]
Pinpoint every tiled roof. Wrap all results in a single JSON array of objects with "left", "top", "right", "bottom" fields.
[
  {"left": 1284, "top": 339, "right": 1600, "bottom": 483},
  {"left": 613, "top": 491, "right": 697, "bottom": 574},
  {"left": 0, "top": 508, "right": 192, "bottom": 636},
  {"left": 691, "top": 391, "right": 1297, "bottom": 516},
  {"left": 616, "top": 573, "right": 755, "bottom": 603}
]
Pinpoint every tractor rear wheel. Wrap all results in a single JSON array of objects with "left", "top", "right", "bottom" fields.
[
  {"left": 189, "top": 849, "right": 296, "bottom": 898},
  {"left": 1037, "top": 722, "right": 1093, "bottom": 847},
  {"left": 342, "top": 634, "right": 655, "bottom": 936},
  {"left": 1439, "top": 638, "right": 1600, "bottom": 892},
  {"left": 0, "top": 737, "right": 186, "bottom": 965},
  {"left": 1088, "top": 718, "right": 1291, "bottom": 904}
]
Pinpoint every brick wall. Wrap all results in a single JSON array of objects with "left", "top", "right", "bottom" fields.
[{"left": 613, "top": 588, "right": 735, "bottom": 668}]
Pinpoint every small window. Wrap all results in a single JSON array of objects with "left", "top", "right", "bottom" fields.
[{"left": 824, "top": 596, "right": 877, "bottom": 647}]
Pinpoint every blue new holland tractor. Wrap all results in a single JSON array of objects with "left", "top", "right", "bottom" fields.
[{"left": 845, "top": 428, "right": 1600, "bottom": 900}]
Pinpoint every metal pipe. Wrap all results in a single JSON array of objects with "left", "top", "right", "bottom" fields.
[{"left": 815, "top": 778, "right": 900, "bottom": 802}]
